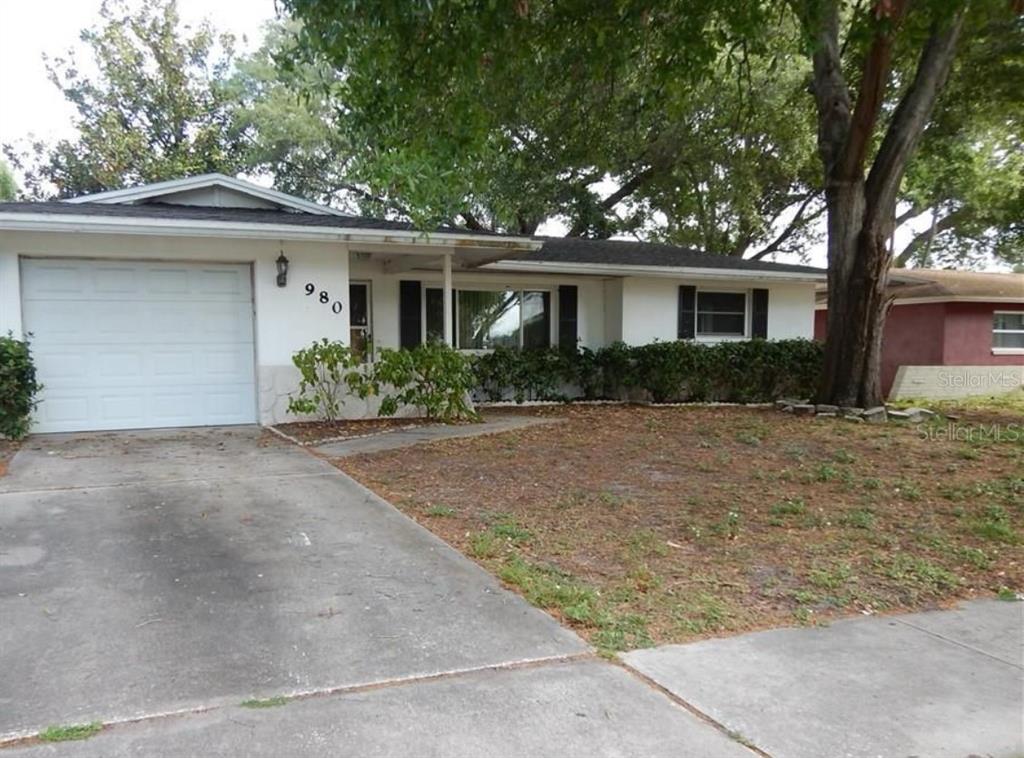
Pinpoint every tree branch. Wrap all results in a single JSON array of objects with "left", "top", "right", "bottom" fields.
[
  {"left": 460, "top": 211, "right": 485, "bottom": 231},
  {"left": 839, "top": 0, "right": 911, "bottom": 180},
  {"left": 566, "top": 165, "right": 655, "bottom": 236},
  {"left": 806, "top": 0, "right": 853, "bottom": 181},
  {"left": 893, "top": 207, "right": 966, "bottom": 266},
  {"left": 747, "top": 192, "right": 826, "bottom": 260},
  {"left": 865, "top": 12, "right": 966, "bottom": 227}
]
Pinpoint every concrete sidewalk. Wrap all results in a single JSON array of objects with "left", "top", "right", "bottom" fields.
[
  {"left": 623, "top": 599, "right": 1024, "bottom": 758},
  {"left": 313, "top": 414, "right": 560, "bottom": 457}
]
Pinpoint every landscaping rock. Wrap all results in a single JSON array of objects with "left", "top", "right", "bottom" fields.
[
  {"left": 903, "top": 407, "right": 938, "bottom": 423},
  {"left": 844, "top": 415, "right": 865, "bottom": 423},
  {"left": 776, "top": 398, "right": 803, "bottom": 410},
  {"left": 792, "top": 404, "right": 817, "bottom": 416},
  {"left": 815, "top": 404, "right": 840, "bottom": 415},
  {"left": 888, "top": 409, "right": 911, "bottom": 420},
  {"left": 863, "top": 406, "right": 888, "bottom": 424},
  {"left": 780, "top": 405, "right": 795, "bottom": 413},
  {"left": 816, "top": 412, "right": 838, "bottom": 418}
]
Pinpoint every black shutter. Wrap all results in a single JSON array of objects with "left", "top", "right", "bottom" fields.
[
  {"left": 752, "top": 288, "right": 769, "bottom": 339},
  {"left": 425, "top": 288, "right": 443, "bottom": 342},
  {"left": 399, "top": 280, "right": 422, "bottom": 349},
  {"left": 558, "top": 285, "right": 578, "bottom": 350},
  {"left": 678, "top": 285, "right": 696, "bottom": 339}
]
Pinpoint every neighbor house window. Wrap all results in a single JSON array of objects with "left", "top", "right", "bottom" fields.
[
  {"left": 425, "top": 288, "right": 550, "bottom": 349},
  {"left": 696, "top": 291, "right": 747, "bottom": 337},
  {"left": 993, "top": 311, "right": 1024, "bottom": 350}
]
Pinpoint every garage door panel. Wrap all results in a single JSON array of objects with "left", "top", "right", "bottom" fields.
[
  {"left": 21, "top": 262, "right": 86, "bottom": 296},
  {"left": 92, "top": 266, "right": 138, "bottom": 293},
  {"left": 23, "top": 259, "right": 257, "bottom": 432}
]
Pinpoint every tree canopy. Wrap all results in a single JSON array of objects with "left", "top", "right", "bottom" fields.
[
  {"left": 3, "top": 0, "right": 246, "bottom": 199},
  {"left": 4, "top": 0, "right": 1020, "bottom": 271}
]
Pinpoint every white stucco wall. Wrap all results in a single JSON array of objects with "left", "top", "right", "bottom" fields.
[
  {"left": 0, "top": 231, "right": 820, "bottom": 429},
  {"left": 0, "top": 231, "right": 349, "bottom": 425},
  {"left": 618, "top": 276, "right": 816, "bottom": 345}
]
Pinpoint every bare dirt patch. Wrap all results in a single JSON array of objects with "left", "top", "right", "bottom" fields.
[{"left": 335, "top": 404, "right": 1023, "bottom": 652}]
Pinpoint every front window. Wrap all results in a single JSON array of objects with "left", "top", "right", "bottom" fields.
[
  {"left": 697, "top": 291, "right": 747, "bottom": 337},
  {"left": 426, "top": 288, "right": 550, "bottom": 349},
  {"left": 993, "top": 312, "right": 1024, "bottom": 350}
]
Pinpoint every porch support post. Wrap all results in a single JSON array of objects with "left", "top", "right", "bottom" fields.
[{"left": 442, "top": 252, "right": 453, "bottom": 346}]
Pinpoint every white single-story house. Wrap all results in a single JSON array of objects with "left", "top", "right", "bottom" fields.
[{"left": 0, "top": 174, "right": 824, "bottom": 433}]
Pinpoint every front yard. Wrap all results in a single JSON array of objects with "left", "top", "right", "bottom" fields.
[{"left": 334, "top": 398, "right": 1023, "bottom": 653}]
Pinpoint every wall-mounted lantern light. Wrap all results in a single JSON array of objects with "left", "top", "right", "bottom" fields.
[{"left": 276, "top": 252, "right": 289, "bottom": 287}]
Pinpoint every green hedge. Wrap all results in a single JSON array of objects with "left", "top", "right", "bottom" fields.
[{"left": 471, "top": 339, "right": 822, "bottom": 404}]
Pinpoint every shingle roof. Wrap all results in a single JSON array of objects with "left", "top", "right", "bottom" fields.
[
  {"left": 0, "top": 200, "right": 826, "bottom": 275},
  {"left": 525, "top": 236, "right": 824, "bottom": 275},
  {"left": 889, "top": 268, "right": 1024, "bottom": 301},
  {"left": 0, "top": 201, "right": 500, "bottom": 236}
]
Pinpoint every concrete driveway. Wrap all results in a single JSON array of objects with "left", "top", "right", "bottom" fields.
[{"left": 0, "top": 427, "right": 752, "bottom": 756}]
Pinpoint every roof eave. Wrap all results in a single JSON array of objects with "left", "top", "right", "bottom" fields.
[
  {"left": 483, "top": 259, "right": 825, "bottom": 281},
  {"left": 0, "top": 212, "right": 542, "bottom": 252},
  {"left": 63, "top": 173, "right": 350, "bottom": 217}
]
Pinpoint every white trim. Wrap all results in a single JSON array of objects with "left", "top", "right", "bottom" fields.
[
  {"left": 817, "top": 295, "right": 1024, "bottom": 308},
  {"left": 64, "top": 173, "right": 349, "bottom": 216},
  {"left": 484, "top": 259, "right": 824, "bottom": 282},
  {"left": 993, "top": 310, "right": 1024, "bottom": 352},
  {"left": 0, "top": 211, "right": 540, "bottom": 251}
]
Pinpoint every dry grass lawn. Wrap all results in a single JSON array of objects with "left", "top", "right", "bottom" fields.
[{"left": 334, "top": 399, "right": 1023, "bottom": 653}]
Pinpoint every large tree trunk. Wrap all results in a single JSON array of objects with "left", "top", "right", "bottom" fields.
[
  {"left": 817, "top": 182, "right": 891, "bottom": 407},
  {"left": 807, "top": 3, "right": 965, "bottom": 406}
]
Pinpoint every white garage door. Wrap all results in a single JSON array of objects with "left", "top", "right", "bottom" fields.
[{"left": 22, "top": 258, "right": 257, "bottom": 433}]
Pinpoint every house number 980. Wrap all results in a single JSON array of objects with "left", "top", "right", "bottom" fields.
[{"left": 305, "top": 282, "right": 343, "bottom": 314}]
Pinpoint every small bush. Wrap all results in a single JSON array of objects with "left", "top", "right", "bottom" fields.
[
  {"left": 287, "top": 339, "right": 368, "bottom": 421},
  {"left": 371, "top": 341, "right": 478, "bottom": 422},
  {"left": 0, "top": 334, "right": 42, "bottom": 439}
]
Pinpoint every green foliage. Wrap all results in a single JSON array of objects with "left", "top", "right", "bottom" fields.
[
  {"left": 0, "top": 334, "right": 42, "bottom": 440},
  {"left": 472, "top": 346, "right": 571, "bottom": 402},
  {"left": 37, "top": 723, "right": 102, "bottom": 742},
  {"left": 286, "top": 339, "right": 367, "bottom": 422},
  {"left": 5, "top": 0, "right": 246, "bottom": 199},
  {"left": 279, "top": 0, "right": 820, "bottom": 254},
  {"left": 0, "top": 159, "right": 17, "bottom": 200},
  {"left": 471, "top": 339, "right": 822, "bottom": 405},
  {"left": 240, "top": 696, "right": 290, "bottom": 709},
  {"left": 369, "top": 342, "right": 477, "bottom": 422}
]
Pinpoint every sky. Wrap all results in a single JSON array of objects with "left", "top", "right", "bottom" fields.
[
  {"left": 0, "top": 0, "right": 277, "bottom": 147},
  {"left": 0, "top": 0, "right": 957, "bottom": 270}
]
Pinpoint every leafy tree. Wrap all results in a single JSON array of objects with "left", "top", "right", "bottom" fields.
[
  {"left": 281, "top": 0, "right": 1022, "bottom": 407},
  {"left": 278, "top": 3, "right": 824, "bottom": 256},
  {"left": 0, "top": 160, "right": 16, "bottom": 201},
  {"left": 3, "top": 0, "right": 247, "bottom": 198},
  {"left": 893, "top": 17, "right": 1024, "bottom": 269}
]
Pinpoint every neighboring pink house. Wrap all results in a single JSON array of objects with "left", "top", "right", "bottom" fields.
[{"left": 815, "top": 269, "right": 1024, "bottom": 398}]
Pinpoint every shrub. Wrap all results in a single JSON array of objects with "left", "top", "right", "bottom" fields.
[
  {"left": 287, "top": 339, "right": 368, "bottom": 421},
  {"left": 371, "top": 341, "right": 478, "bottom": 422},
  {"left": 469, "top": 339, "right": 822, "bottom": 405},
  {"left": 472, "top": 346, "right": 571, "bottom": 402},
  {"left": 0, "top": 334, "right": 42, "bottom": 439}
]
